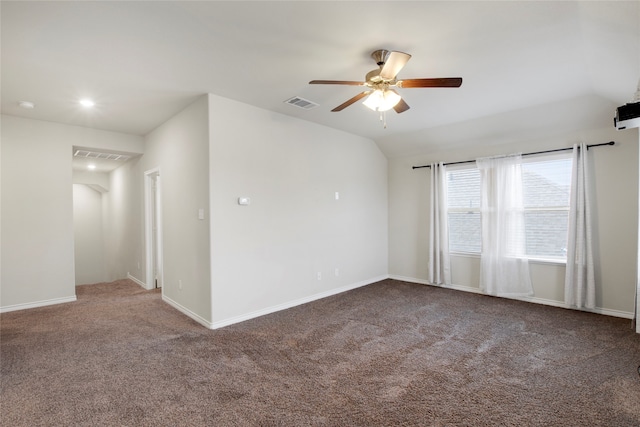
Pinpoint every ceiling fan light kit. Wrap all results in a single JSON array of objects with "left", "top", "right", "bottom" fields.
[
  {"left": 310, "top": 49, "right": 462, "bottom": 127},
  {"left": 362, "top": 88, "right": 401, "bottom": 112}
]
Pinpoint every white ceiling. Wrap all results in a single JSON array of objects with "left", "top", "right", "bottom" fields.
[{"left": 2, "top": 1, "right": 639, "bottom": 160}]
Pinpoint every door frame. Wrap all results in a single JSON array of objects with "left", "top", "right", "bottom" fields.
[{"left": 144, "top": 167, "right": 164, "bottom": 291}]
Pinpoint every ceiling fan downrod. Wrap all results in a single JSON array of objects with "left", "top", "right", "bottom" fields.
[{"left": 371, "top": 49, "right": 391, "bottom": 67}]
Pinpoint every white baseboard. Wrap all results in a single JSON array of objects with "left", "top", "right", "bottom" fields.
[
  {"left": 388, "top": 275, "right": 634, "bottom": 319},
  {"left": 389, "top": 275, "right": 483, "bottom": 294},
  {"left": 162, "top": 294, "right": 213, "bottom": 329},
  {"left": 209, "top": 275, "right": 389, "bottom": 330},
  {"left": 0, "top": 295, "right": 77, "bottom": 313},
  {"left": 127, "top": 273, "right": 150, "bottom": 290},
  {"left": 521, "top": 296, "right": 634, "bottom": 319}
]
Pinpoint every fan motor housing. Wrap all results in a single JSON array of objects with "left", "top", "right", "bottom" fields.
[{"left": 366, "top": 69, "right": 383, "bottom": 83}]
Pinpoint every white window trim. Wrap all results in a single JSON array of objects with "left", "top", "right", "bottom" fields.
[
  {"left": 445, "top": 152, "right": 573, "bottom": 263},
  {"left": 450, "top": 251, "right": 565, "bottom": 265}
]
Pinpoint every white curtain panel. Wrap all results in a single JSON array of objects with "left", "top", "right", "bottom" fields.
[
  {"left": 477, "top": 154, "right": 533, "bottom": 297},
  {"left": 427, "top": 163, "right": 451, "bottom": 285},
  {"left": 564, "top": 143, "right": 595, "bottom": 309}
]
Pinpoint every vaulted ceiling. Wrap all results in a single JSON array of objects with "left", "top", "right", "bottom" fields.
[{"left": 2, "top": 1, "right": 638, "bottom": 159}]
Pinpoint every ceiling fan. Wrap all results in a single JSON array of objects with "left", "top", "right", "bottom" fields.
[{"left": 309, "top": 49, "right": 462, "bottom": 114}]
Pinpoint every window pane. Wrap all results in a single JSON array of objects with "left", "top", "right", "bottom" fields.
[
  {"left": 447, "top": 169, "right": 480, "bottom": 209},
  {"left": 522, "top": 158, "right": 572, "bottom": 208},
  {"left": 524, "top": 211, "right": 569, "bottom": 258},
  {"left": 444, "top": 156, "right": 572, "bottom": 259},
  {"left": 447, "top": 168, "right": 481, "bottom": 253},
  {"left": 448, "top": 212, "right": 482, "bottom": 253}
]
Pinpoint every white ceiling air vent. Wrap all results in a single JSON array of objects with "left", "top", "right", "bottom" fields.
[
  {"left": 73, "top": 149, "right": 131, "bottom": 162},
  {"left": 284, "top": 96, "right": 319, "bottom": 110}
]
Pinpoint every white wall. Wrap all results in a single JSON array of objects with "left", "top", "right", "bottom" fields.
[
  {"left": 104, "top": 158, "right": 142, "bottom": 282},
  {"left": 72, "top": 184, "right": 106, "bottom": 285},
  {"left": 0, "top": 115, "right": 143, "bottom": 311},
  {"left": 637, "top": 130, "right": 640, "bottom": 333},
  {"left": 208, "top": 94, "right": 388, "bottom": 327},
  {"left": 73, "top": 170, "right": 110, "bottom": 192},
  {"left": 130, "top": 96, "right": 212, "bottom": 323},
  {"left": 389, "top": 125, "right": 638, "bottom": 317}
]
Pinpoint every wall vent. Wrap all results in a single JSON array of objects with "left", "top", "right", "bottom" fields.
[
  {"left": 284, "top": 96, "right": 319, "bottom": 110},
  {"left": 74, "top": 149, "right": 131, "bottom": 162}
]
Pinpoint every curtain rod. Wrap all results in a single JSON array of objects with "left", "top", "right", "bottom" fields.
[{"left": 411, "top": 141, "right": 615, "bottom": 170}]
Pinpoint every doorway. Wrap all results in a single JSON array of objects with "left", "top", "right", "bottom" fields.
[{"left": 145, "top": 168, "right": 163, "bottom": 289}]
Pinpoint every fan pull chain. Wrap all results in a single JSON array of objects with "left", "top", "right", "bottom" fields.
[{"left": 379, "top": 111, "right": 388, "bottom": 129}]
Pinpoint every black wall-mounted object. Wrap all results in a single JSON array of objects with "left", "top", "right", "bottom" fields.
[{"left": 615, "top": 102, "right": 640, "bottom": 130}]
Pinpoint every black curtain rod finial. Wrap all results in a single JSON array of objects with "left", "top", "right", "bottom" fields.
[{"left": 588, "top": 141, "right": 615, "bottom": 149}]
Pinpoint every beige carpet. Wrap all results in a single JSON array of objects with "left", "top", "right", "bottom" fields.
[{"left": 1, "top": 278, "right": 639, "bottom": 426}]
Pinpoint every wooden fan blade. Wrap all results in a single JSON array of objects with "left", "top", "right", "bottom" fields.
[
  {"left": 393, "top": 98, "right": 410, "bottom": 114},
  {"left": 397, "top": 77, "right": 463, "bottom": 88},
  {"left": 379, "top": 51, "right": 411, "bottom": 80},
  {"left": 309, "top": 80, "right": 365, "bottom": 86},
  {"left": 389, "top": 89, "right": 410, "bottom": 113},
  {"left": 331, "top": 91, "right": 370, "bottom": 112}
]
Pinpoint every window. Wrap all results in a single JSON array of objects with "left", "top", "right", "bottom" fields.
[
  {"left": 446, "top": 154, "right": 573, "bottom": 261},
  {"left": 446, "top": 167, "right": 481, "bottom": 253}
]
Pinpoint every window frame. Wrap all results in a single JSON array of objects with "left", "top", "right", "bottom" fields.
[{"left": 444, "top": 152, "right": 573, "bottom": 264}]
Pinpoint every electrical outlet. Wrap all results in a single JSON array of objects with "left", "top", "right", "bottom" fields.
[
  {"left": 179, "top": 280, "right": 183, "bottom": 290},
  {"left": 137, "top": 261, "right": 140, "bottom": 269},
  {"left": 335, "top": 268, "right": 339, "bottom": 277},
  {"left": 317, "top": 272, "right": 322, "bottom": 281}
]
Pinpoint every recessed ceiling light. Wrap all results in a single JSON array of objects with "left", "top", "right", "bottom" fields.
[
  {"left": 87, "top": 164, "right": 96, "bottom": 170},
  {"left": 79, "top": 99, "right": 95, "bottom": 108},
  {"left": 18, "top": 101, "right": 35, "bottom": 109}
]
